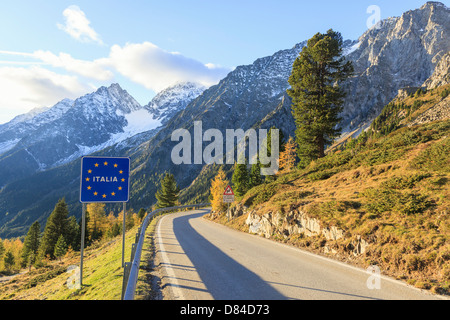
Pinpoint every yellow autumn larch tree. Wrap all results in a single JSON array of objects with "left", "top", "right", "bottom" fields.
[
  {"left": 278, "top": 136, "right": 297, "bottom": 173},
  {"left": 87, "top": 203, "right": 107, "bottom": 241},
  {"left": 210, "top": 167, "right": 229, "bottom": 213}
]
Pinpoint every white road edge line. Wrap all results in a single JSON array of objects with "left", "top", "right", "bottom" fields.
[{"left": 157, "top": 214, "right": 186, "bottom": 300}]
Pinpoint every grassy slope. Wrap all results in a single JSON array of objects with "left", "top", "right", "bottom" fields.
[
  {"left": 208, "top": 85, "right": 450, "bottom": 295},
  {"left": 0, "top": 225, "right": 138, "bottom": 300}
]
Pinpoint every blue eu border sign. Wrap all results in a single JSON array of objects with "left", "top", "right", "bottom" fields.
[
  {"left": 80, "top": 156, "right": 130, "bottom": 203},
  {"left": 79, "top": 156, "right": 131, "bottom": 287}
]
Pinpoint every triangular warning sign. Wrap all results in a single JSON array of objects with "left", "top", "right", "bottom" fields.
[{"left": 224, "top": 185, "right": 234, "bottom": 196}]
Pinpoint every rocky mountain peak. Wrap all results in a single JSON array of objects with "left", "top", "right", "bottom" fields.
[
  {"left": 420, "top": 1, "right": 448, "bottom": 10},
  {"left": 339, "top": 1, "right": 450, "bottom": 132},
  {"left": 145, "top": 82, "right": 206, "bottom": 124},
  {"left": 77, "top": 83, "right": 143, "bottom": 118}
]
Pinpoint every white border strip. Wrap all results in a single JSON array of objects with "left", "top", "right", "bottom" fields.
[{"left": 157, "top": 215, "right": 186, "bottom": 300}]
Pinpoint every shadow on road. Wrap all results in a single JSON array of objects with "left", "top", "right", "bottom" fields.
[{"left": 172, "top": 211, "right": 287, "bottom": 300}]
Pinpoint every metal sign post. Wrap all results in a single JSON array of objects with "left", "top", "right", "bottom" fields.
[
  {"left": 80, "top": 203, "right": 86, "bottom": 287},
  {"left": 223, "top": 185, "right": 235, "bottom": 221},
  {"left": 122, "top": 202, "right": 126, "bottom": 268},
  {"left": 80, "top": 156, "right": 131, "bottom": 286}
]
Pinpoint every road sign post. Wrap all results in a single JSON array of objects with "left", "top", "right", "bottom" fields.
[
  {"left": 80, "top": 203, "right": 86, "bottom": 287},
  {"left": 223, "top": 185, "right": 235, "bottom": 221},
  {"left": 122, "top": 202, "right": 126, "bottom": 267},
  {"left": 223, "top": 185, "right": 235, "bottom": 203},
  {"left": 80, "top": 156, "right": 130, "bottom": 285}
]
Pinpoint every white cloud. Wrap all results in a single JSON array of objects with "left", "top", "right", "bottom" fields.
[
  {"left": 32, "top": 50, "right": 113, "bottom": 81},
  {"left": 0, "top": 42, "right": 230, "bottom": 93},
  {"left": 0, "top": 49, "right": 113, "bottom": 81},
  {"left": 0, "top": 42, "right": 232, "bottom": 123},
  {"left": 57, "top": 5, "right": 104, "bottom": 45},
  {"left": 0, "top": 66, "right": 94, "bottom": 124},
  {"left": 107, "top": 42, "right": 231, "bottom": 92}
]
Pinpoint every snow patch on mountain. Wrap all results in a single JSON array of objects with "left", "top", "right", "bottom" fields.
[
  {"left": 145, "top": 82, "right": 207, "bottom": 124},
  {"left": 0, "top": 138, "right": 20, "bottom": 155},
  {"left": 110, "top": 108, "right": 163, "bottom": 145},
  {"left": 344, "top": 41, "right": 361, "bottom": 56}
]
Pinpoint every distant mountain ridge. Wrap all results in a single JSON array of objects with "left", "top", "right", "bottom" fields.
[{"left": 0, "top": 82, "right": 205, "bottom": 185}]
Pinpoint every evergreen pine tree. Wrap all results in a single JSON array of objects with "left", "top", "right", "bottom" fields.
[
  {"left": 21, "top": 221, "right": 41, "bottom": 268},
  {"left": 264, "top": 126, "right": 285, "bottom": 182},
  {"left": 66, "top": 216, "right": 80, "bottom": 251},
  {"left": 110, "top": 222, "right": 121, "bottom": 238},
  {"left": 232, "top": 160, "right": 249, "bottom": 197},
  {"left": 54, "top": 235, "right": 67, "bottom": 261},
  {"left": 38, "top": 198, "right": 70, "bottom": 260},
  {"left": 287, "top": 29, "right": 353, "bottom": 167},
  {"left": 0, "top": 239, "right": 5, "bottom": 259},
  {"left": 4, "top": 250, "right": 15, "bottom": 271},
  {"left": 156, "top": 173, "right": 179, "bottom": 208},
  {"left": 249, "top": 158, "right": 262, "bottom": 188},
  {"left": 138, "top": 208, "right": 146, "bottom": 221}
]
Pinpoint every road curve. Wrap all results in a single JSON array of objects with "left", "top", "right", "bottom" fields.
[{"left": 154, "top": 209, "right": 444, "bottom": 300}]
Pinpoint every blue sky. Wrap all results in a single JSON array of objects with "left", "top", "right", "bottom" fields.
[{"left": 0, "top": 0, "right": 447, "bottom": 124}]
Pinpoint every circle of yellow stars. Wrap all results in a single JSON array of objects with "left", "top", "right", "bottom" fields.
[{"left": 85, "top": 161, "right": 126, "bottom": 200}]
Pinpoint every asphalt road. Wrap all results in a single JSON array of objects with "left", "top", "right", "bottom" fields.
[{"left": 154, "top": 209, "right": 445, "bottom": 300}]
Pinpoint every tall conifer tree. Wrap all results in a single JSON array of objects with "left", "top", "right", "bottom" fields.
[
  {"left": 38, "top": 198, "right": 70, "bottom": 259},
  {"left": 21, "top": 221, "right": 41, "bottom": 267},
  {"left": 249, "top": 159, "right": 263, "bottom": 188},
  {"left": 288, "top": 29, "right": 353, "bottom": 167},
  {"left": 54, "top": 235, "right": 68, "bottom": 261},
  {"left": 156, "top": 173, "right": 179, "bottom": 209},
  {"left": 232, "top": 161, "right": 249, "bottom": 197}
]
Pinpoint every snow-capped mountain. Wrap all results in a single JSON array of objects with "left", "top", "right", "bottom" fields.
[
  {"left": 0, "top": 82, "right": 205, "bottom": 188},
  {"left": 0, "top": 84, "right": 145, "bottom": 170},
  {"left": 145, "top": 82, "right": 206, "bottom": 125},
  {"left": 0, "top": 99, "right": 74, "bottom": 155}
]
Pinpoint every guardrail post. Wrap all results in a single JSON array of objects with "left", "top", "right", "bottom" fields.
[
  {"left": 135, "top": 232, "right": 140, "bottom": 244},
  {"left": 121, "top": 262, "right": 131, "bottom": 300},
  {"left": 130, "top": 243, "right": 137, "bottom": 262}
]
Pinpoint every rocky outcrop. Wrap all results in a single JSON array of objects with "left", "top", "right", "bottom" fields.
[
  {"left": 424, "top": 51, "right": 450, "bottom": 89},
  {"left": 397, "top": 87, "right": 421, "bottom": 100},
  {"left": 244, "top": 209, "right": 370, "bottom": 256},
  {"left": 408, "top": 95, "right": 450, "bottom": 126}
]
